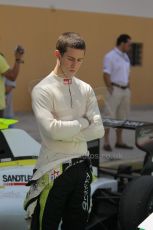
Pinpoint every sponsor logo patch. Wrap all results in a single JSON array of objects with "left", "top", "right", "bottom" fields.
[{"left": 50, "top": 167, "right": 61, "bottom": 181}]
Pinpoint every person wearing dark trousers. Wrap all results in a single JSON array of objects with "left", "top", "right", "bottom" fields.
[
  {"left": 24, "top": 32, "right": 104, "bottom": 230},
  {"left": 31, "top": 159, "right": 92, "bottom": 230}
]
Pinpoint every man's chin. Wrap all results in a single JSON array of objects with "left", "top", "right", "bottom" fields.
[
  {"left": 61, "top": 69, "right": 76, "bottom": 78},
  {"left": 67, "top": 71, "right": 76, "bottom": 78}
]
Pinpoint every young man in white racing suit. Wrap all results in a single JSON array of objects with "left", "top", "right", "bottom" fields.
[{"left": 24, "top": 32, "right": 105, "bottom": 230}]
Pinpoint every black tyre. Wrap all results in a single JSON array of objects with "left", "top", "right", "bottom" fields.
[
  {"left": 119, "top": 176, "right": 153, "bottom": 230},
  {"left": 142, "top": 153, "right": 153, "bottom": 175}
]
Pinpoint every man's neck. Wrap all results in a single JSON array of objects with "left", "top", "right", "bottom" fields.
[
  {"left": 116, "top": 46, "right": 125, "bottom": 53},
  {"left": 53, "top": 65, "right": 72, "bottom": 79}
]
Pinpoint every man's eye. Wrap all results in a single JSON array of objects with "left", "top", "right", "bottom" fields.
[
  {"left": 67, "top": 58, "right": 74, "bottom": 61},
  {"left": 67, "top": 58, "right": 83, "bottom": 62}
]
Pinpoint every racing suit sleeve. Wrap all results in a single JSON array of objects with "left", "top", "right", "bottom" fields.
[
  {"left": 31, "top": 86, "right": 88, "bottom": 141},
  {"left": 62, "top": 86, "right": 105, "bottom": 142},
  {"left": 73, "top": 86, "right": 105, "bottom": 142}
]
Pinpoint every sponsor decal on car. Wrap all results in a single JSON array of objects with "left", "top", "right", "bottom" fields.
[{"left": 2, "top": 174, "right": 32, "bottom": 186}]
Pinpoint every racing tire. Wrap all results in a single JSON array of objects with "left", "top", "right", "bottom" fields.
[
  {"left": 118, "top": 175, "right": 153, "bottom": 230},
  {"left": 141, "top": 153, "right": 153, "bottom": 175}
]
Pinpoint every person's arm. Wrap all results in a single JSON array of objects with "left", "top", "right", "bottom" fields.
[
  {"left": 72, "top": 86, "right": 105, "bottom": 142},
  {"left": 2, "top": 46, "right": 24, "bottom": 81},
  {"left": 103, "top": 54, "right": 113, "bottom": 94},
  {"left": 5, "top": 85, "right": 14, "bottom": 95},
  {"left": 5, "top": 78, "right": 16, "bottom": 95},
  {"left": 4, "top": 61, "right": 21, "bottom": 81},
  {"left": 103, "top": 73, "right": 113, "bottom": 94},
  {"left": 32, "top": 87, "right": 89, "bottom": 141},
  {"left": 127, "top": 55, "right": 131, "bottom": 89},
  {"left": 128, "top": 75, "right": 131, "bottom": 89}
]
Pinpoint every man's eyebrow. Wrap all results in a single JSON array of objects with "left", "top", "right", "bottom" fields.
[
  {"left": 67, "top": 56, "right": 75, "bottom": 59},
  {"left": 67, "top": 56, "right": 84, "bottom": 60}
]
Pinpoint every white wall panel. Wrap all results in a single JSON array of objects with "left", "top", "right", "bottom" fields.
[{"left": 0, "top": 0, "right": 153, "bottom": 18}]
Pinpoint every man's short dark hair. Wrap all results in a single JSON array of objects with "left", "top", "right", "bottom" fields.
[
  {"left": 56, "top": 32, "right": 86, "bottom": 55},
  {"left": 116, "top": 34, "right": 131, "bottom": 46}
]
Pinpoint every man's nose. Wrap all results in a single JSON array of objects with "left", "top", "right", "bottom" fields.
[{"left": 71, "top": 60, "right": 78, "bottom": 67}]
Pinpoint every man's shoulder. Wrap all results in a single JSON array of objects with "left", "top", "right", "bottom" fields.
[
  {"left": 32, "top": 74, "right": 53, "bottom": 94},
  {"left": 0, "top": 54, "right": 10, "bottom": 74},
  {"left": 73, "top": 77, "right": 94, "bottom": 95},
  {"left": 104, "top": 48, "right": 116, "bottom": 58},
  {"left": 35, "top": 73, "right": 54, "bottom": 88},
  {"left": 0, "top": 54, "right": 7, "bottom": 63},
  {"left": 74, "top": 77, "right": 91, "bottom": 89}
]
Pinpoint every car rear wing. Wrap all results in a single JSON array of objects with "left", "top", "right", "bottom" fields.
[{"left": 103, "top": 118, "right": 153, "bottom": 130}]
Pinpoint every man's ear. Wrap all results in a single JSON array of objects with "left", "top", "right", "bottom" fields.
[{"left": 54, "top": 50, "right": 61, "bottom": 59}]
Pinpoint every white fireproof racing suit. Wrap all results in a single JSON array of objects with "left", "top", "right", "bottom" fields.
[
  {"left": 24, "top": 71, "right": 105, "bottom": 225},
  {"left": 31, "top": 71, "right": 105, "bottom": 180}
]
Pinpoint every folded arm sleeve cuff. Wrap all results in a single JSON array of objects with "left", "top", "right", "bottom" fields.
[{"left": 82, "top": 86, "right": 104, "bottom": 141}]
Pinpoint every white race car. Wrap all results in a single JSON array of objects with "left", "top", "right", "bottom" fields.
[
  {"left": 1, "top": 118, "right": 153, "bottom": 230},
  {"left": 0, "top": 126, "right": 40, "bottom": 230},
  {"left": 0, "top": 120, "right": 117, "bottom": 230}
]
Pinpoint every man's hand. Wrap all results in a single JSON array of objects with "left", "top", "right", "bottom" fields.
[
  {"left": 103, "top": 73, "right": 113, "bottom": 94},
  {"left": 78, "top": 117, "right": 89, "bottom": 130},
  {"left": 107, "top": 86, "right": 113, "bottom": 95},
  {"left": 14, "top": 45, "right": 25, "bottom": 63}
]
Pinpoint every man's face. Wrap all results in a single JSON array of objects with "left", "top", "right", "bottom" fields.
[
  {"left": 122, "top": 39, "right": 132, "bottom": 53},
  {"left": 59, "top": 47, "right": 85, "bottom": 77}
]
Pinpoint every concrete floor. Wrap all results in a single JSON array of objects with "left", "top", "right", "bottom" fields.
[{"left": 15, "top": 109, "right": 153, "bottom": 169}]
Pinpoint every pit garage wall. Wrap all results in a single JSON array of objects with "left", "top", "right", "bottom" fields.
[{"left": 0, "top": 5, "right": 153, "bottom": 111}]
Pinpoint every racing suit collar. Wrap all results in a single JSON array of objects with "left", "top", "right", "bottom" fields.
[{"left": 51, "top": 71, "right": 74, "bottom": 84}]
